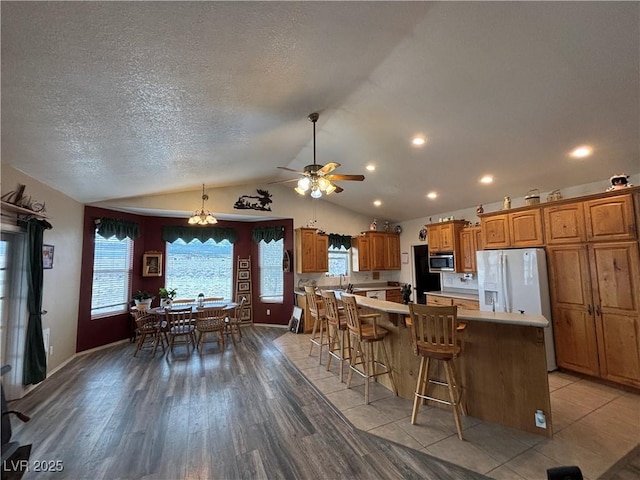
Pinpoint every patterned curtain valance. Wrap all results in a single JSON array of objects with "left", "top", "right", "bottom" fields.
[
  {"left": 328, "top": 233, "right": 352, "bottom": 250},
  {"left": 252, "top": 226, "right": 285, "bottom": 244},
  {"left": 162, "top": 226, "right": 238, "bottom": 244},
  {"left": 96, "top": 217, "right": 139, "bottom": 240}
]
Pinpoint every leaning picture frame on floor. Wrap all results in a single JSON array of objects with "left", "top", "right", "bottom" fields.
[{"left": 288, "top": 306, "right": 303, "bottom": 333}]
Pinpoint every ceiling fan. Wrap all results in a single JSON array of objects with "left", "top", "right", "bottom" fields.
[{"left": 272, "top": 112, "right": 365, "bottom": 198}]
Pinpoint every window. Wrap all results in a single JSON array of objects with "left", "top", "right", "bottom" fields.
[
  {"left": 328, "top": 247, "right": 350, "bottom": 276},
  {"left": 91, "top": 233, "right": 133, "bottom": 317},
  {"left": 165, "top": 239, "right": 233, "bottom": 301},
  {"left": 259, "top": 239, "right": 283, "bottom": 302}
]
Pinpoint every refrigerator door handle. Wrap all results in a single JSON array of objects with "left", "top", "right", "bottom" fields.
[{"left": 501, "top": 252, "right": 511, "bottom": 312}]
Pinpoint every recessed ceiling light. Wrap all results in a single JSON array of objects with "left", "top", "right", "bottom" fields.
[
  {"left": 480, "top": 175, "right": 493, "bottom": 184},
  {"left": 411, "top": 136, "right": 427, "bottom": 146},
  {"left": 570, "top": 145, "right": 593, "bottom": 158},
  {"left": 427, "top": 192, "right": 437, "bottom": 199},
  {"left": 366, "top": 164, "right": 376, "bottom": 171},
  {"left": 373, "top": 200, "right": 382, "bottom": 207}
]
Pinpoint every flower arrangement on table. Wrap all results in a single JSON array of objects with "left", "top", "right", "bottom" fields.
[{"left": 159, "top": 287, "right": 177, "bottom": 308}]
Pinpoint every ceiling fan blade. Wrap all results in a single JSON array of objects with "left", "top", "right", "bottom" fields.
[
  {"left": 268, "top": 178, "right": 300, "bottom": 185},
  {"left": 325, "top": 174, "right": 365, "bottom": 181},
  {"left": 333, "top": 185, "right": 344, "bottom": 193},
  {"left": 319, "top": 162, "right": 341, "bottom": 174},
  {"left": 277, "top": 166, "right": 306, "bottom": 175}
]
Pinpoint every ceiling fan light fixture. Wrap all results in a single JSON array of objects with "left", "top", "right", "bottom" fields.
[
  {"left": 188, "top": 184, "right": 218, "bottom": 225},
  {"left": 310, "top": 187, "right": 322, "bottom": 199},
  {"left": 318, "top": 177, "right": 331, "bottom": 191},
  {"left": 297, "top": 177, "right": 311, "bottom": 191},
  {"left": 325, "top": 183, "right": 337, "bottom": 195},
  {"left": 294, "top": 186, "right": 306, "bottom": 195}
]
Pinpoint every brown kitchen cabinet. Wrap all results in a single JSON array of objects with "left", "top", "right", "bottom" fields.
[
  {"left": 547, "top": 241, "right": 640, "bottom": 387},
  {"left": 295, "top": 227, "right": 328, "bottom": 273},
  {"left": 352, "top": 232, "right": 400, "bottom": 271},
  {"left": 544, "top": 193, "right": 637, "bottom": 245},
  {"left": 481, "top": 208, "right": 544, "bottom": 249},
  {"left": 460, "top": 226, "right": 482, "bottom": 272},
  {"left": 385, "top": 288, "right": 402, "bottom": 304},
  {"left": 425, "top": 294, "right": 479, "bottom": 310},
  {"left": 427, "top": 220, "right": 466, "bottom": 253}
]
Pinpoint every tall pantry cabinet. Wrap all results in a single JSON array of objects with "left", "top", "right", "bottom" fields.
[{"left": 544, "top": 190, "right": 640, "bottom": 388}]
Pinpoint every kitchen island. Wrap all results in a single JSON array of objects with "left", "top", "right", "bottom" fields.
[{"left": 348, "top": 295, "right": 553, "bottom": 437}]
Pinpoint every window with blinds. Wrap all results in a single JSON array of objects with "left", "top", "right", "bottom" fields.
[
  {"left": 91, "top": 233, "right": 133, "bottom": 318},
  {"left": 259, "top": 239, "right": 283, "bottom": 303}
]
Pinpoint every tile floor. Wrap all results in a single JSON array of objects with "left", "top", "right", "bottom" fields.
[{"left": 273, "top": 332, "right": 640, "bottom": 480}]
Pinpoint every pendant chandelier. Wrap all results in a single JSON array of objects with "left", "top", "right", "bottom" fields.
[{"left": 188, "top": 184, "right": 218, "bottom": 225}]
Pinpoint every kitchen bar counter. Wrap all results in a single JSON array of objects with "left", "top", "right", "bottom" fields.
[
  {"left": 425, "top": 289, "right": 480, "bottom": 302},
  {"left": 350, "top": 296, "right": 553, "bottom": 437}
]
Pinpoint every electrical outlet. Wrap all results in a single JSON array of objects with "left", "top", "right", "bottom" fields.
[
  {"left": 266, "top": 309, "right": 271, "bottom": 315},
  {"left": 535, "top": 410, "right": 547, "bottom": 429}
]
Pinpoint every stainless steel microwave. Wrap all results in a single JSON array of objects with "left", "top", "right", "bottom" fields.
[{"left": 428, "top": 252, "right": 455, "bottom": 272}]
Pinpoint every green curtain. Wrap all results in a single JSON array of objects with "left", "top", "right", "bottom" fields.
[
  {"left": 163, "top": 226, "right": 238, "bottom": 244},
  {"left": 23, "top": 218, "right": 53, "bottom": 386},
  {"left": 328, "top": 233, "right": 352, "bottom": 250},
  {"left": 97, "top": 217, "right": 140, "bottom": 240},
  {"left": 252, "top": 226, "right": 285, "bottom": 244}
]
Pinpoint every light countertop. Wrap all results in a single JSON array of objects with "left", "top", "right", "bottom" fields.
[{"left": 425, "top": 290, "right": 479, "bottom": 301}]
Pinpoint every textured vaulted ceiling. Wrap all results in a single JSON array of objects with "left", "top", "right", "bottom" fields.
[{"left": 2, "top": 2, "right": 638, "bottom": 222}]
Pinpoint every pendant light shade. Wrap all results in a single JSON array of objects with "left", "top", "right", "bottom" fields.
[{"left": 188, "top": 184, "right": 218, "bottom": 225}]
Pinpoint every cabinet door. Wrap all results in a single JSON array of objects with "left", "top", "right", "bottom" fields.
[
  {"left": 440, "top": 224, "right": 455, "bottom": 251},
  {"left": 369, "top": 233, "right": 387, "bottom": 270},
  {"left": 385, "top": 234, "right": 401, "bottom": 270},
  {"left": 352, "top": 236, "right": 371, "bottom": 271},
  {"left": 474, "top": 227, "right": 483, "bottom": 251},
  {"left": 315, "top": 234, "right": 329, "bottom": 272},
  {"left": 590, "top": 242, "right": 640, "bottom": 387},
  {"left": 482, "top": 214, "right": 510, "bottom": 249},
  {"left": 543, "top": 202, "right": 587, "bottom": 245},
  {"left": 459, "top": 228, "right": 476, "bottom": 272},
  {"left": 585, "top": 195, "right": 637, "bottom": 242},
  {"left": 453, "top": 298, "right": 479, "bottom": 310},
  {"left": 547, "top": 245, "right": 600, "bottom": 376},
  {"left": 297, "top": 229, "right": 318, "bottom": 273},
  {"left": 426, "top": 295, "right": 452, "bottom": 306},
  {"left": 386, "top": 289, "right": 403, "bottom": 304},
  {"left": 509, "top": 209, "right": 544, "bottom": 247},
  {"left": 427, "top": 225, "right": 442, "bottom": 251}
]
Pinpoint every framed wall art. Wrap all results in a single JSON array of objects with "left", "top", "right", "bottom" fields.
[
  {"left": 237, "top": 293, "right": 251, "bottom": 306},
  {"left": 238, "top": 259, "right": 250, "bottom": 270},
  {"left": 42, "top": 244, "right": 54, "bottom": 269},
  {"left": 238, "top": 270, "right": 250, "bottom": 280},
  {"left": 142, "top": 251, "right": 163, "bottom": 277},
  {"left": 238, "top": 281, "right": 250, "bottom": 291}
]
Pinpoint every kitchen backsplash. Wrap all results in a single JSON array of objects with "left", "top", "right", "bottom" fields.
[
  {"left": 441, "top": 272, "right": 478, "bottom": 291},
  {"left": 297, "top": 270, "right": 399, "bottom": 289}
]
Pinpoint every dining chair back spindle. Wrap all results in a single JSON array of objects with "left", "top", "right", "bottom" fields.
[
  {"left": 225, "top": 297, "right": 247, "bottom": 346},
  {"left": 165, "top": 306, "right": 196, "bottom": 354},
  {"left": 133, "top": 312, "right": 166, "bottom": 357},
  {"left": 195, "top": 306, "right": 227, "bottom": 352}
]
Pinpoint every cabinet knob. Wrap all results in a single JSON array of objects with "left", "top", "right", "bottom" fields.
[
  {"left": 596, "top": 305, "right": 602, "bottom": 316},
  {"left": 587, "top": 305, "right": 592, "bottom": 315}
]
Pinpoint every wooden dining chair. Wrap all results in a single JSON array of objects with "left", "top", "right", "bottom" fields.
[
  {"left": 202, "top": 297, "right": 224, "bottom": 303},
  {"left": 225, "top": 297, "right": 246, "bottom": 346},
  {"left": 195, "top": 306, "right": 227, "bottom": 352},
  {"left": 165, "top": 306, "right": 196, "bottom": 354},
  {"left": 321, "top": 290, "right": 350, "bottom": 382},
  {"left": 133, "top": 312, "right": 166, "bottom": 357},
  {"left": 171, "top": 298, "right": 196, "bottom": 306},
  {"left": 305, "top": 286, "right": 329, "bottom": 364}
]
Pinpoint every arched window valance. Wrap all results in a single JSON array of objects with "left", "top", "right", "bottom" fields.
[
  {"left": 252, "top": 226, "right": 285, "bottom": 244},
  {"left": 328, "top": 233, "right": 352, "bottom": 250},
  {"left": 96, "top": 217, "right": 140, "bottom": 240},
  {"left": 162, "top": 226, "right": 238, "bottom": 244}
]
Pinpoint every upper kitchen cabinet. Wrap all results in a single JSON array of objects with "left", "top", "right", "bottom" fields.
[
  {"left": 352, "top": 231, "right": 400, "bottom": 271},
  {"left": 460, "top": 226, "right": 482, "bottom": 272},
  {"left": 544, "top": 193, "right": 637, "bottom": 245},
  {"left": 295, "top": 227, "right": 328, "bottom": 273},
  {"left": 585, "top": 194, "right": 636, "bottom": 242},
  {"left": 481, "top": 208, "right": 544, "bottom": 249},
  {"left": 427, "top": 220, "right": 466, "bottom": 253}
]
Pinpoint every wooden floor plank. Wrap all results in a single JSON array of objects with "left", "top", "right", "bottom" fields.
[{"left": 6, "top": 326, "right": 488, "bottom": 480}]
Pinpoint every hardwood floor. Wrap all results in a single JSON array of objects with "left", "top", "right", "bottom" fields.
[{"left": 6, "top": 327, "right": 487, "bottom": 480}]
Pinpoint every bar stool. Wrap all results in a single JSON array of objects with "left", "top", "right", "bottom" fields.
[
  {"left": 305, "top": 286, "right": 329, "bottom": 364},
  {"left": 341, "top": 293, "right": 397, "bottom": 404},
  {"left": 408, "top": 303, "right": 467, "bottom": 440},
  {"left": 321, "top": 290, "right": 350, "bottom": 382}
]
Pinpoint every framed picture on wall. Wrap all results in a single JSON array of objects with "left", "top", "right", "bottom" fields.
[
  {"left": 42, "top": 244, "right": 54, "bottom": 269},
  {"left": 238, "top": 281, "right": 250, "bottom": 291},
  {"left": 238, "top": 270, "right": 250, "bottom": 280},
  {"left": 237, "top": 293, "right": 251, "bottom": 305},
  {"left": 240, "top": 308, "right": 251, "bottom": 321},
  {"left": 142, "top": 251, "right": 163, "bottom": 277},
  {"left": 239, "top": 259, "right": 250, "bottom": 270}
]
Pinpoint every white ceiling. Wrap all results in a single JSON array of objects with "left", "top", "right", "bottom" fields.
[{"left": 2, "top": 2, "right": 638, "bottom": 222}]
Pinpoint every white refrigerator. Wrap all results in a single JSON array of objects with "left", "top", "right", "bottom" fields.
[{"left": 476, "top": 248, "right": 557, "bottom": 371}]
